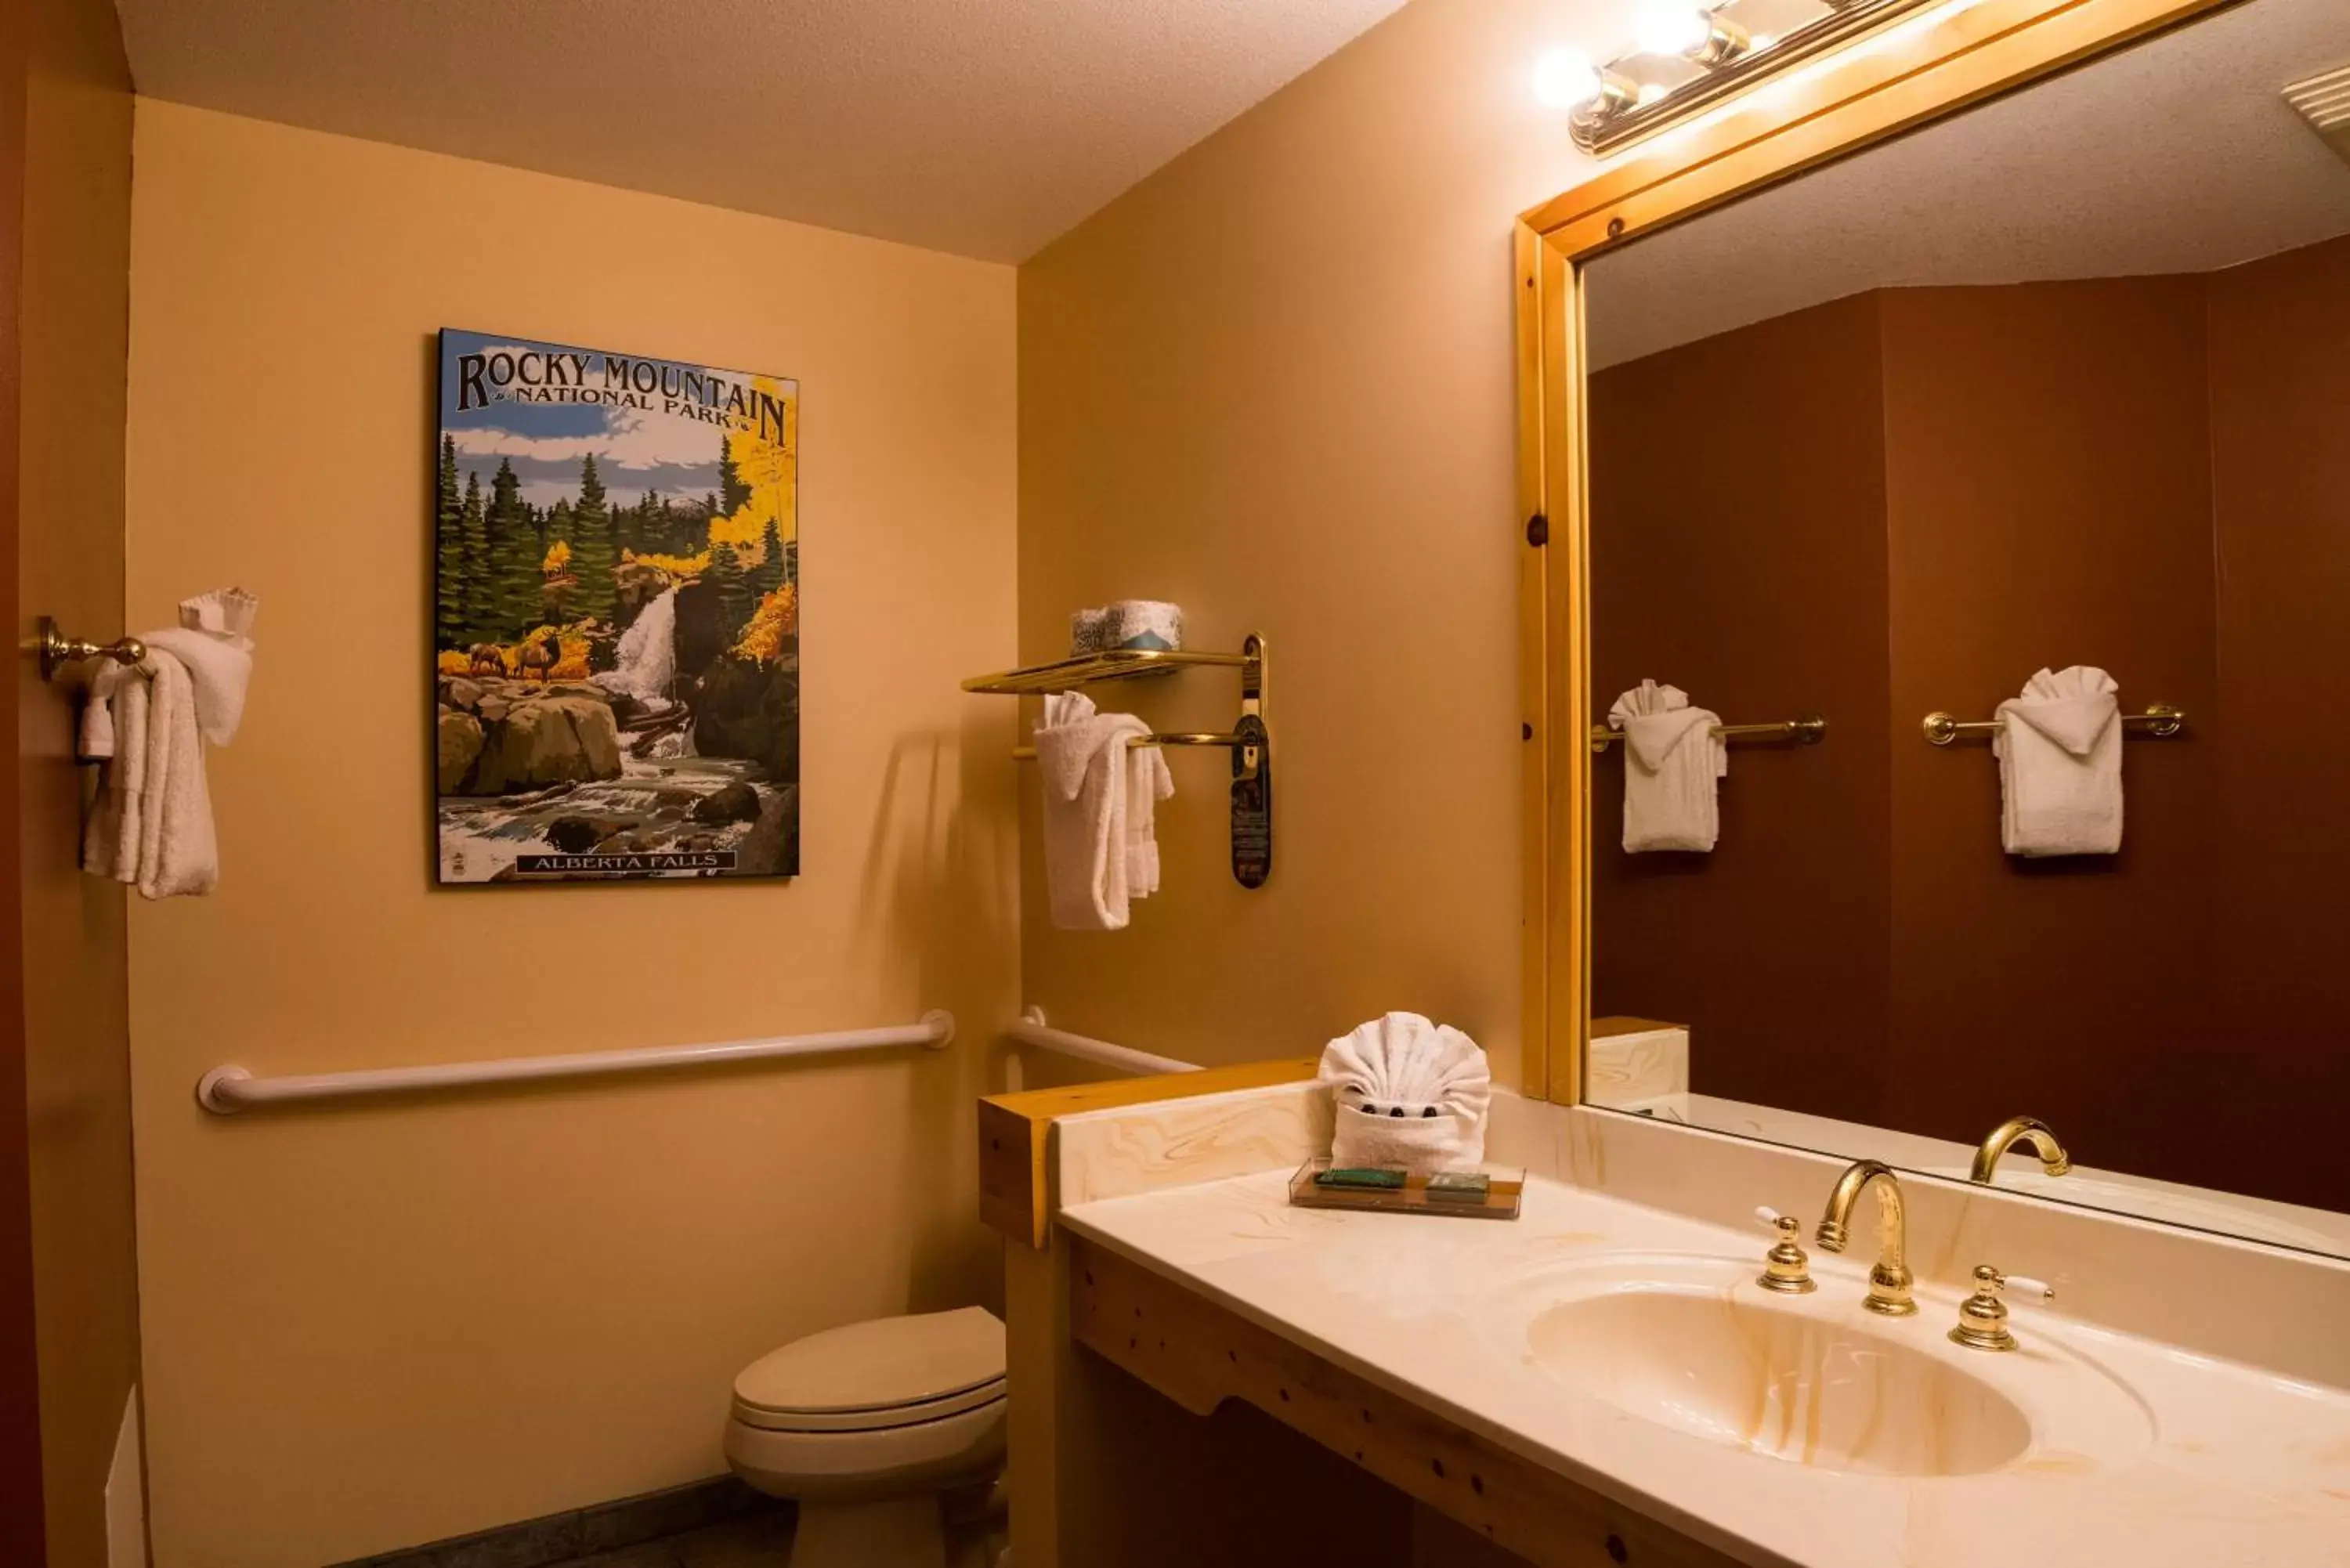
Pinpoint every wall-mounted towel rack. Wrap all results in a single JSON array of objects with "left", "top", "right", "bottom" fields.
[
  {"left": 1922, "top": 703, "right": 2182, "bottom": 746},
  {"left": 31, "top": 616, "right": 146, "bottom": 681},
  {"left": 966, "top": 631, "right": 1272, "bottom": 888},
  {"left": 1589, "top": 713, "right": 1826, "bottom": 753},
  {"left": 196, "top": 1011, "right": 955, "bottom": 1114}
]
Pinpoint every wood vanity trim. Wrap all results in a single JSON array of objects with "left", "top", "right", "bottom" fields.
[
  {"left": 1068, "top": 1235, "right": 1744, "bottom": 1568},
  {"left": 978, "top": 1060, "right": 1319, "bottom": 1247},
  {"left": 1514, "top": 0, "right": 2234, "bottom": 1113}
]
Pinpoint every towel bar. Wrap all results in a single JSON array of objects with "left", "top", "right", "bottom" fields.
[
  {"left": 1589, "top": 713, "right": 1826, "bottom": 753},
  {"left": 1922, "top": 703, "right": 2182, "bottom": 746},
  {"left": 31, "top": 616, "right": 146, "bottom": 681}
]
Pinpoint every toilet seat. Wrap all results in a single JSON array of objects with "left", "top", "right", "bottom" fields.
[{"left": 730, "top": 1306, "right": 1007, "bottom": 1433}]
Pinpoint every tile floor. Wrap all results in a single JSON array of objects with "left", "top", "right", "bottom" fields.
[{"left": 548, "top": 1509, "right": 797, "bottom": 1568}]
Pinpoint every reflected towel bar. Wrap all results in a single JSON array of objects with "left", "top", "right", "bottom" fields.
[
  {"left": 1005, "top": 1006, "right": 1198, "bottom": 1078},
  {"left": 1922, "top": 703, "right": 2183, "bottom": 746},
  {"left": 1010, "top": 731, "right": 1242, "bottom": 761},
  {"left": 1589, "top": 713, "right": 1827, "bottom": 753},
  {"left": 197, "top": 1011, "right": 956, "bottom": 1114}
]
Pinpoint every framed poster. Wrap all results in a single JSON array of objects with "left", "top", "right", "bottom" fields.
[{"left": 432, "top": 330, "right": 799, "bottom": 883}]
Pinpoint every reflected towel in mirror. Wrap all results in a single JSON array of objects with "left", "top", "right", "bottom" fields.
[
  {"left": 1608, "top": 680, "right": 1727, "bottom": 852},
  {"left": 1993, "top": 665, "right": 2122, "bottom": 856}
]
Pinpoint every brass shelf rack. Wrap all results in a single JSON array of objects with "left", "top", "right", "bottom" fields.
[{"left": 964, "top": 633, "right": 1272, "bottom": 889}]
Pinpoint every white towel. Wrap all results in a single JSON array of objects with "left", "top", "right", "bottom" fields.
[
  {"left": 1318, "top": 1012, "right": 1491, "bottom": 1174},
  {"left": 1036, "top": 692, "right": 1159, "bottom": 930},
  {"left": 1607, "top": 680, "right": 1727, "bottom": 853},
  {"left": 84, "top": 652, "right": 219, "bottom": 898},
  {"left": 1124, "top": 741, "right": 1173, "bottom": 898},
  {"left": 78, "top": 587, "right": 255, "bottom": 898},
  {"left": 1993, "top": 665, "right": 2121, "bottom": 857},
  {"left": 80, "top": 586, "right": 258, "bottom": 757}
]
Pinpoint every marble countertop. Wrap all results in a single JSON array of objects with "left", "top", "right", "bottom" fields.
[{"left": 1060, "top": 1169, "right": 2350, "bottom": 1568}]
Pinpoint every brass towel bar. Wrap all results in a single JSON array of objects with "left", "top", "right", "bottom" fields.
[
  {"left": 1922, "top": 703, "right": 2183, "bottom": 746},
  {"left": 1589, "top": 713, "right": 1827, "bottom": 753},
  {"left": 30, "top": 616, "right": 146, "bottom": 681},
  {"left": 1011, "top": 731, "right": 1242, "bottom": 761}
]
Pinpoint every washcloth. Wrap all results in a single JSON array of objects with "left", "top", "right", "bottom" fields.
[
  {"left": 1124, "top": 740, "right": 1173, "bottom": 899},
  {"left": 1608, "top": 680, "right": 1727, "bottom": 852},
  {"left": 1318, "top": 1012, "right": 1492, "bottom": 1174},
  {"left": 79, "top": 587, "right": 256, "bottom": 898},
  {"left": 1993, "top": 665, "right": 2121, "bottom": 856},
  {"left": 84, "top": 652, "right": 219, "bottom": 898},
  {"left": 1036, "top": 692, "right": 1157, "bottom": 930}
]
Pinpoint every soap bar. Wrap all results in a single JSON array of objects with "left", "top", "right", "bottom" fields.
[
  {"left": 1314, "top": 1166, "right": 1408, "bottom": 1190},
  {"left": 1425, "top": 1172, "right": 1491, "bottom": 1203}
]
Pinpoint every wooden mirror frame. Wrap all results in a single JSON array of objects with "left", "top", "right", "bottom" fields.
[{"left": 1511, "top": 0, "right": 2238, "bottom": 1105}]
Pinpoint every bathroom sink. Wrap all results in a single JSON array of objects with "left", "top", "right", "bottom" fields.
[{"left": 1520, "top": 1256, "right": 2148, "bottom": 1478}]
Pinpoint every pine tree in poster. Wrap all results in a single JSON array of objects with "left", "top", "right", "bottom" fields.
[
  {"left": 544, "top": 498, "right": 576, "bottom": 623},
  {"left": 708, "top": 541, "right": 752, "bottom": 639},
  {"left": 750, "top": 516, "right": 787, "bottom": 599},
  {"left": 718, "top": 435, "right": 754, "bottom": 517},
  {"left": 434, "top": 435, "right": 465, "bottom": 649},
  {"left": 458, "top": 470, "right": 493, "bottom": 640},
  {"left": 487, "top": 457, "right": 537, "bottom": 641},
  {"left": 569, "top": 453, "right": 619, "bottom": 626}
]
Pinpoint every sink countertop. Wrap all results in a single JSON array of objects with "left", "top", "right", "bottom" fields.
[{"left": 1059, "top": 1169, "right": 2350, "bottom": 1568}]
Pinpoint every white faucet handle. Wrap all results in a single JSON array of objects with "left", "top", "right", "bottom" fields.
[
  {"left": 2005, "top": 1274, "right": 2055, "bottom": 1302},
  {"left": 1755, "top": 1205, "right": 1790, "bottom": 1230}
]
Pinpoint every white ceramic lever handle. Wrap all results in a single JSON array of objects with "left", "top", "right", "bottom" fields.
[
  {"left": 2006, "top": 1274, "right": 2055, "bottom": 1302},
  {"left": 1755, "top": 1205, "right": 1791, "bottom": 1230}
]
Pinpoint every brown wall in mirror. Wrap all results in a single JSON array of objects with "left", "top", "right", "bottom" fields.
[{"left": 1590, "top": 236, "right": 2350, "bottom": 1213}]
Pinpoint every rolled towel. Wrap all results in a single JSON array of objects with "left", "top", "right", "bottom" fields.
[
  {"left": 1318, "top": 1012, "right": 1491, "bottom": 1174},
  {"left": 1608, "top": 680, "right": 1727, "bottom": 853},
  {"left": 1993, "top": 665, "right": 2121, "bottom": 856}
]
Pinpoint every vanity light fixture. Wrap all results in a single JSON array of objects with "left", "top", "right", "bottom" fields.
[{"left": 1547, "top": 0, "right": 1944, "bottom": 156}]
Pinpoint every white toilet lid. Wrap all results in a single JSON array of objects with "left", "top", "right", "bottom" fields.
[{"left": 732, "top": 1306, "right": 1006, "bottom": 1433}]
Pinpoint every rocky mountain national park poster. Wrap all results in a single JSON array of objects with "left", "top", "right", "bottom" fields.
[{"left": 433, "top": 330, "right": 799, "bottom": 883}]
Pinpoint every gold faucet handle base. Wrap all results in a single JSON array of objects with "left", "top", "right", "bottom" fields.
[
  {"left": 1754, "top": 1209, "right": 1816, "bottom": 1294},
  {"left": 1949, "top": 1263, "right": 2054, "bottom": 1351}
]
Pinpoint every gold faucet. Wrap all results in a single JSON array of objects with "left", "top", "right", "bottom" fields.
[
  {"left": 1970, "top": 1115, "right": 2072, "bottom": 1184},
  {"left": 1813, "top": 1160, "right": 1917, "bottom": 1316}
]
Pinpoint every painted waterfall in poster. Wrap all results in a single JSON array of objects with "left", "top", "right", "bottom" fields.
[{"left": 432, "top": 330, "right": 800, "bottom": 883}]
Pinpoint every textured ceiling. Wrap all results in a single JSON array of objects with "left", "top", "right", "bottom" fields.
[
  {"left": 113, "top": 0, "right": 1414, "bottom": 262},
  {"left": 1588, "top": 0, "right": 2350, "bottom": 368}
]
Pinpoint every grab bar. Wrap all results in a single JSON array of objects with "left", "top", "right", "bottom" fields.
[
  {"left": 1006, "top": 1006, "right": 1198, "bottom": 1078},
  {"left": 197, "top": 1010, "right": 956, "bottom": 1114}
]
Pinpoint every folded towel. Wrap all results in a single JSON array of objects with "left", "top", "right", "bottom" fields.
[
  {"left": 1318, "top": 1012, "right": 1491, "bottom": 1174},
  {"left": 85, "top": 651, "right": 219, "bottom": 898},
  {"left": 80, "top": 587, "right": 259, "bottom": 757},
  {"left": 79, "top": 587, "right": 255, "bottom": 898},
  {"left": 1607, "top": 680, "right": 1727, "bottom": 852},
  {"left": 1993, "top": 665, "right": 2121, "bottom": 856},
  {"left": 1124, "top": 739, "right": 1173, "bottom": 898},
  {"left": 1036, "top": 692, "right": 1158, "bottom": 930}
]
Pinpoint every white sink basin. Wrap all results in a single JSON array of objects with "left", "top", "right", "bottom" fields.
[{"left": 1523, "top": 1256, "right": 2152, "bottom": 1478}]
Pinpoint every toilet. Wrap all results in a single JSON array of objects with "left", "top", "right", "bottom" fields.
[{"left": 725, "top": 1306, "right": 1007, "bottom": 1567}]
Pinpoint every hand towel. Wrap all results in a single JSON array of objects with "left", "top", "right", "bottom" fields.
[
  {"left": 1035, "top": 692, "right": 1155, "bottom": 930},
  {"left": 84, "top": 651, "right": 219, "bottom": 898},
  {"left": 79, "top": 586, "right": 259, "bottom": 756},
  {"left": 1318, "top": 1012, "right": 1492, "bottom": 1174},
  {"left": 1607, "top": 680, "right": 1727, "bottom": 852},
  {"left": 1993, "top": 665, "right": 2121, "bottom": 856}
]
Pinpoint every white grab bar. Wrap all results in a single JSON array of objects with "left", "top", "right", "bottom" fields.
[
  {"left": 1006, "top": 1006, "right": 1198, "bottom": 1078},
  {"left": 197, "top": 1010, "right": 956, "bottom": 1115}
]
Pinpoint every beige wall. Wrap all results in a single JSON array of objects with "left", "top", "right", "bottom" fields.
[
  {"left": 15, "top": 0, "right": 141, "bottom": 1560},
  {"left": 123, "top": 102, "right": 1019, "bottom": 1567},
  {"left": 1015, "top": 0, "right": 1596, "bottom": 1082}
]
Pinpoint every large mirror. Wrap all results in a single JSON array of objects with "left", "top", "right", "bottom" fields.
[{"left": 1579, "top": 0, "right": 2350, "bottom": 1258}]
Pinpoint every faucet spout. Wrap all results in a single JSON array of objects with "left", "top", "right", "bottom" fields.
[
  {"left": 1970, "top": 1115, "right": 2072, "bottom": 1184},
  {"left": 1814, "top": 1160, "right": 1917, "bottom": 1317}
]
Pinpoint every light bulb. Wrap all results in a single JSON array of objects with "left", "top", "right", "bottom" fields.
[
  {"left": 1533, "top": 49, "right": 1605, "bottom": 110},
  {"left": 1635, "top": 6, "right": 1715, "bottom": 57}
]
